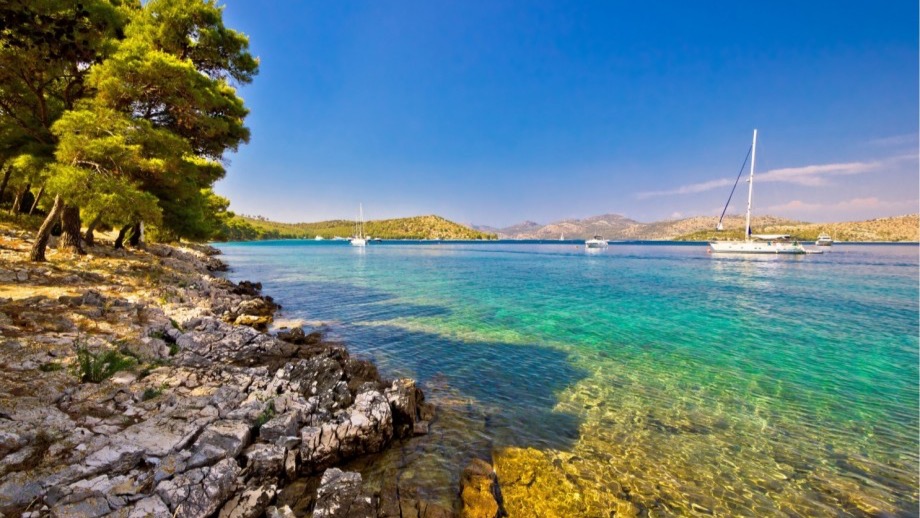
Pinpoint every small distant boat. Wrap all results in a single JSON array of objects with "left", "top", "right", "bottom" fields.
[
  {"left": 314, "top": 235, "right": 324, "bottom": 241},
  {"left": 585, "top": 235, "right": 608, "bottom": 249},
  {"left": 560, "top": 232, "right": 565, "bottom": 241},
  {"left": 351, "top": 203, "right": 367, "bottom": 247},
  {"left": 710, "top": 129, "right": 806, "bottom": 255},
  {"left": 815, "top": 234, "right": 833, "bottom": 246},
  {"left": 332, "top": 236, "right": 347, "bottom": 241}
]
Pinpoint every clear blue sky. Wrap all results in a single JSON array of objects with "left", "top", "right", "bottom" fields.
[{"left": 216, "top": 1, "right": 918, "bottom": 227}]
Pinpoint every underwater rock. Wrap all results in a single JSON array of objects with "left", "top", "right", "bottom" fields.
[{"left": 459, "top": 459, "right": 506, "bottom": 518}]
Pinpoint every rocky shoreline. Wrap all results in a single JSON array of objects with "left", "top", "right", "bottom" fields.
[{"left": 0, "top": 227, "right": 505, "bottom": 518}]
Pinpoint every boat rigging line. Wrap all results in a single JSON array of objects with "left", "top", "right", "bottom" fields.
[{"left": 716, "top": 144, "right": 753, "bottom": 231}]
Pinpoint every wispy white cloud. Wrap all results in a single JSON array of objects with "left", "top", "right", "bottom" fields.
[
  {"left": 755, "top": 160, "right": 882, "bottom": 186},
  {"left": 761, "top": 197, "right": 919, "bottom": 220},
  {"left": 635, "top": 154, "right": 918, "bottom": 199},
  {"left": 635, "top": 178, "right": 734, "bottom": 199},
  {"left": 867, "top": 133, "right": 919, "bottom": 147}
]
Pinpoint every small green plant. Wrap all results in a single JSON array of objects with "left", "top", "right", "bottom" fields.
[
  {"left": 141, "top": 383, "right": 169, "bottom": 401},
  {"left": 73, "top": 348, "right": 137, "bottom": 383},
  {"left": 148, "top": 329, "right": 167, "bottom": 340},
  {"left": 168, "top": 343, "right": 179, "bottom": 356},
  {"left": 169, "top": 318, "right": 181, "bottom": 330},
  {"left": 253, "top": 401, "right": 276, "bottom": 431},
  {"left": 38, "top": 362, "right": 64, "bottom": 372}
]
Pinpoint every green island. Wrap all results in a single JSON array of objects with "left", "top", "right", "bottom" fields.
[{"left": 222, "top": 214, "right": 497, "bottom": 241}]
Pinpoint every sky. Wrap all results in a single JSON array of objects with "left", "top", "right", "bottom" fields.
[{"left": 216, "top": 1, "right": 919, "bottom": 227}]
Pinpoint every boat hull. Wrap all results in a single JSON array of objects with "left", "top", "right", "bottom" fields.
[
  {"left": 585, "top": 240, "right": 608, "bottom": 249},
  {"left": 350, "top": 238, "right": 367, "bottom": 247},
  {"left": 709, "top": 241, "right": 806, "bottom": 254}
]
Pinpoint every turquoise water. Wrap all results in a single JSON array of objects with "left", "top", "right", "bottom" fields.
[{"left": 216, "top": 241, "right": 919, "bottom": 516}]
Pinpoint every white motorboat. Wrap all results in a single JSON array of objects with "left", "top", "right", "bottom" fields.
[
  {"left": 314, "top": 235, "right": 324, "bottom": 241},
  {"left": 585, "top": 235, "right": 608, "bottom": 249},
  {"left": 815, "top": 234, "right": 833, "bottom": 246},
  {"left": 709, "top": 129, "right": 806, "bottom": 255},
  {"left": 351, "top": 204, "right": 367, "bottom": 247}
]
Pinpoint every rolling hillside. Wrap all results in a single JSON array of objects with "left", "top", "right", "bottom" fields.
[
  {"left": 219, "top": 215, "right": 497, "bottom": 241},
  {"left": 483, "top": 213, "right": 918, "bottom": 242},
  {"left": 676, "top": 214, "right": 920, "bottom": 242}
]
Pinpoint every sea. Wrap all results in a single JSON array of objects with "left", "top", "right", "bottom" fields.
[{"left": 215, "top": 240, "right": 919, "bottom": 516}]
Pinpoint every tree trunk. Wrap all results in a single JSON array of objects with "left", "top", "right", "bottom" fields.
[
  {"left": 59, "top": 204, "right": 85, "bottom": 254},
  {"left": 10, "top": 183, "right": 29, "bottom": 215},
  {"left": 84, "top": 213, "right": 103, "bottom": 247},
  {"left": 0, "top": 164, "right": 11, "bottom": 205},
  {"left": 28, "top": 186, "right": 44, "bottom": 215},
  {"left": 30, "top": 195, "right": 64, "bottom": 262},
  {"left": 114, "top": 224, "right": 131, "bottom": 250},
  {"left": 128, "top": 221, "right": 143, "bottom": 247}
]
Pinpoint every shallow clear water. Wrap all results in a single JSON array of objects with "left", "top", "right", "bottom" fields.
[{"left": 216, "top": 241, "right": 919, "bottom": 516}]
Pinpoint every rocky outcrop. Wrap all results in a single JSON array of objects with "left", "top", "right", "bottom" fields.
[
  {"left": 312, "top": 468, "right": 377, "bottom": 518},
  {"left": 300, "top": 390, "right": 393, "bottom": 472},
  {"left": 0, "top": 236, "right": 435, "bottom": 517}
]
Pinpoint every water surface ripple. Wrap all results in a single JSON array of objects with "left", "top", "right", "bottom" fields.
[{"left": 216, "top": 241, "right": 919, "bottom": 516}]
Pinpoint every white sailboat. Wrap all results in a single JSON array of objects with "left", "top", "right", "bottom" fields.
[
  {"left": 709, "top": 130, "right": 806, "bottom": 255},
  {"left": 351, "top": 204, "right": 367, "bottom": 247},
  {"left": 560, "top": 232, "right": 565, "bottom": 241}
]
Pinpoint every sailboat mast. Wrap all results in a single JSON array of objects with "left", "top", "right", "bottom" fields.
[
  {"left": 745, "top": 129, "right": 757, "bottom": 240},
  {"left": 359, "top": 203, "right": 364, "bottom": 239}
]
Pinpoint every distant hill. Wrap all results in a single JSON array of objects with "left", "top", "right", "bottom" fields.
[
  {"left": 676, "top": 214, "right": 919, "bottom": 242},
  {"left": 219, "top": 215, "right": 497, "bottom": 241},
  {"left": 485, "top": 214, "right": 641, "bottom": 239},
  {"left": 481, "top": 213, "right": 919, "bottom": 242}
]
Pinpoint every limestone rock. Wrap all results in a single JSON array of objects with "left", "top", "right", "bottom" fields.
[
  {"left": 50, "top": 494, "right": 111, "bottom": 518},
  {"left": 242, "top": 443, "right": 285, "bottom": 479},
  {"left": 156, "top": 458, "right": 240, "bottom": 518},
  {"left": 300, "top": 390, "right": 393, "bottom": 472},
  {"left": 218, "top": 484, "right": 277, "bottom": 518},
  {"left": 384, "top": 378, "right": 431, "bottom": 438},
  {"left": 187, "top": 419, "right": 251, "bottom": 469},
  {"left": 459, "top": 459, "right": 506, "bottom": 518},
  {"left": 313, "top": 468, "right": 376, "bottom": 518},
  {"left": 275, "top": 327, "right": 322, "bottom": 345},
  {"left": 259, "top": 412, "right": 299, "bottom": 443},
  {"left": 127, "top": 495, "right": 170, "bottom": 517}
]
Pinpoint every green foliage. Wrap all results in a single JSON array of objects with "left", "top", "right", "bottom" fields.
[
  {"left": 141, "top": 383, "right": 168, "bottom": 401},
  {"left": 38, "top": 361, "right": 64, "bottom": 372},
  {"left": 168, "top": 343, "right": 179, "bottom": 356},
  {"left": 253, "top": 401, "right": 276, "bottom": 431},
  {"left": 217, "top": 214, "right": 498, "bottom": 241},
  {"left": 2, "top": 0, "right": 258, "bottom": 251},
  {"left": 73, "top": 347, "right": 137, "bottom": 383}
]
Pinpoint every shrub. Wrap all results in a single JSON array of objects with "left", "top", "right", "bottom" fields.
[
  {"left": 38, "top": 362, "right": 64, "bottom": 372},
  {"left": 141, "top": 383, "right": 168, "bottom": 401},
  {"left": 73, "top": 348, "right": 136, "bottom": 383},
  {"left": 253, "top": 401, "right": 276, "bottom": 432}
]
